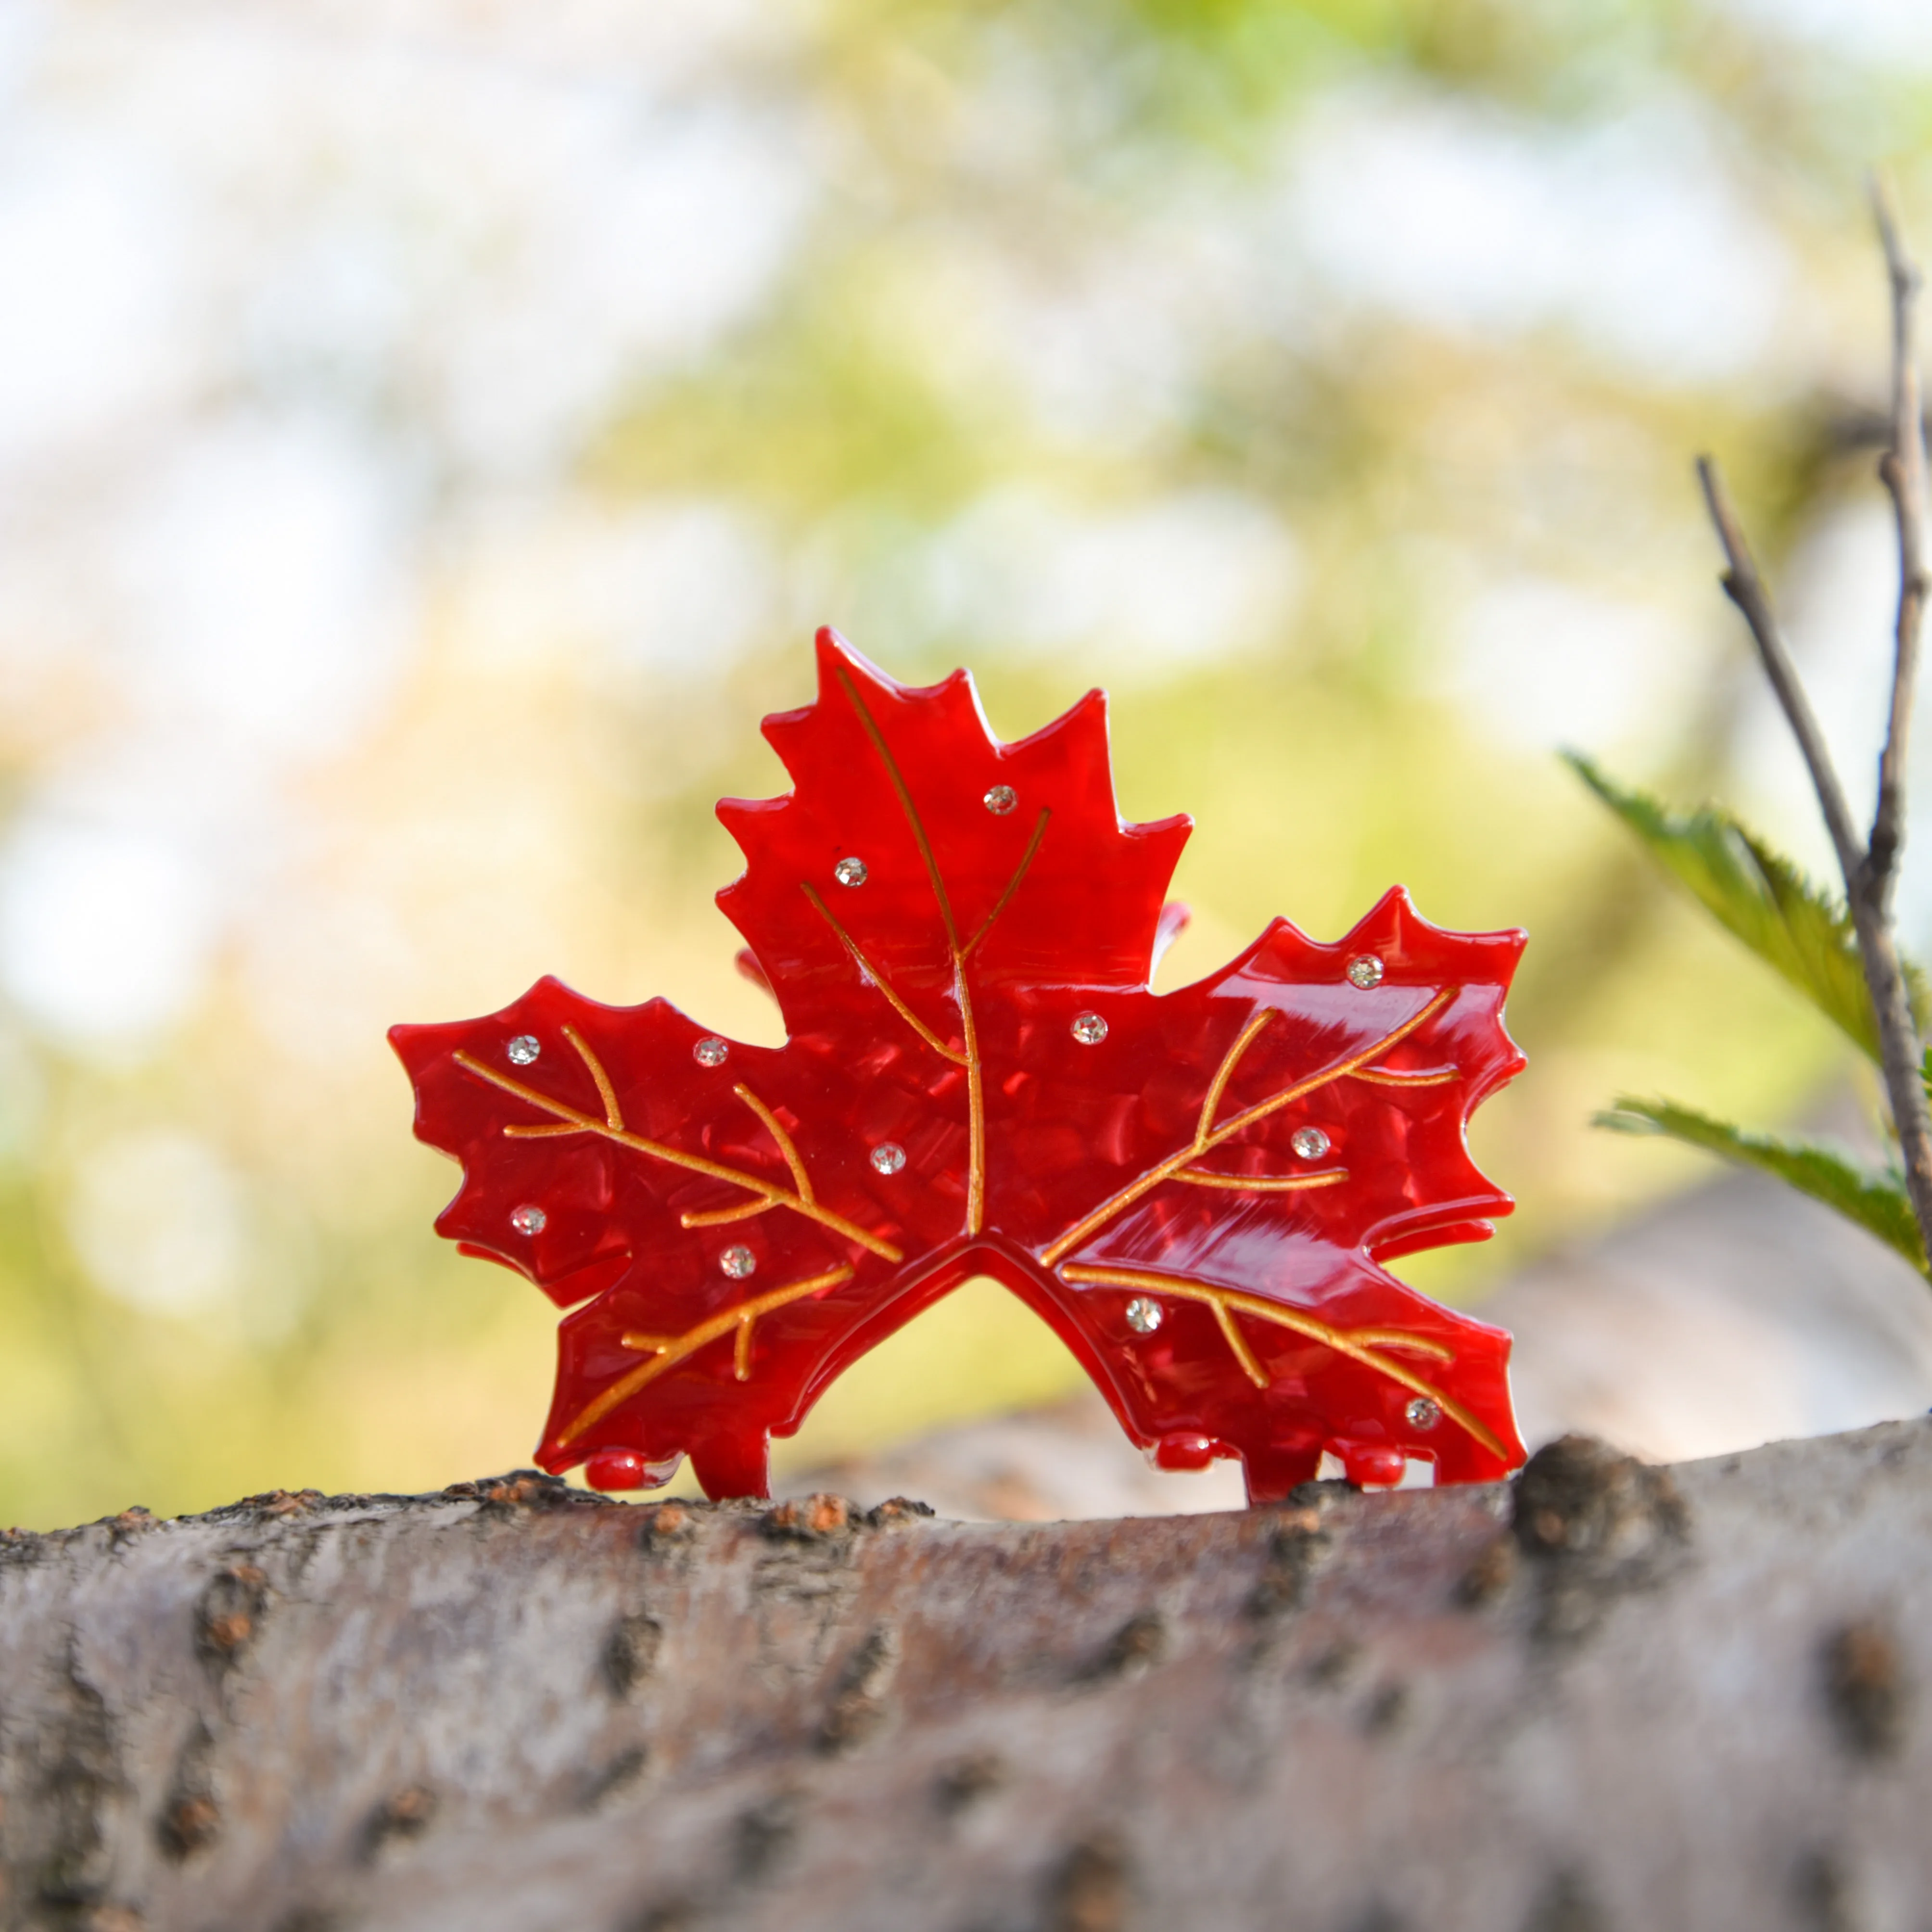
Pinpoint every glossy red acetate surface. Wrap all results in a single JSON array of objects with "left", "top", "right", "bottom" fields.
[{"left": 391, "top": 631, "right": 1530, "bottom": 1504}]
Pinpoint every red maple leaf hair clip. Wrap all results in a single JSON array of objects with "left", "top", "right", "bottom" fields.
[{"left": 392, "top": 632, "right": 1529, "bottom": 1504}]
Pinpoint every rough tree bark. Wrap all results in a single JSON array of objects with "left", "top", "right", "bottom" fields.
[{"left": 2, "top": 1420, "right": 1929, "bottom": 1932}]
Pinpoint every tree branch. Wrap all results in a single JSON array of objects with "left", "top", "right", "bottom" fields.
[
  {"left": 1869, "top": 171, "right": 1928, "bottom": 909},
  {"left": 1695, "top": 184, "right": 1932, "bottom": 1273},
  {"left": 1694, "top": 457, "right": 1865, "bottom": 883}
]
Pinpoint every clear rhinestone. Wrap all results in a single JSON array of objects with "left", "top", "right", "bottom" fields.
[
  {"left": 1347, "top": 953, "right": 1385, "bottom": 990},
  {"left": 983, "top": 784, "right": 1017, "bottom": 815},
  {"left": 1405, "top": 1396, "right": 1441, "bottom": 1430},
  {"left": 510, "top": 1204, "right": 547, "bottom": 1236},
  {"left": 1291, "top": 1126, "right": 1331, "bottom": 1161},
  {"left": 507, "top": 1034, "right": 541, "bottom": 1066},
  {"left": 834, "top": 856, "right": 868, "bottom": 888},
  {"left": 720, "top": 1245, "right": 757, "bottom": 1279},
  {"left": 1071, "top": 1011, "right": 1108, "bottom": 1045},
  {"left": 1125, "top": 1297, "right": 1164, "bottom": 1335},
  {"left": 870, "top": 1142, "right": 907, "bottom": 1175},
  {"left": 693, "top": 1036, "right": 729, "bottom": 1068}
]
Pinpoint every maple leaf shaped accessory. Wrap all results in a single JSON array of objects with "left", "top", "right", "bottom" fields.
[{"left": 392, "top": 632, "right": 1529, "bottom": 1505}]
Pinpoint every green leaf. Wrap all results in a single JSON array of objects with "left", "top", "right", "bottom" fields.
[
  {"left": 1565, "top": 752, "right": 1929, "bottom": 1065},
  {"left": 1598, "top": 1095, "right": 1927, "bottom": 1276}
]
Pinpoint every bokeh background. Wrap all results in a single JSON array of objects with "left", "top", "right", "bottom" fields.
[{"left": 6, "top": 0, "right": 1932, "bottom": 1528}]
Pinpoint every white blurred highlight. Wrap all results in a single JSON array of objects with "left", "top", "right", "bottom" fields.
[
  {"left": 1715, "top": 0, "right": 1932, "bottom": 64},
  {"left": 455, "top": 495, "right": 777, "bottom": 676},
  {"left": 0, "top": 818, "right": 214, "bottom": 1043},
  {"left": 1285, "top": 88, "right": 1791, "bottom": 381},
  {"left": 112, "top": 416, "right": 414, "bottom": 755},
  {"left": 1446, "top": 578, "right": 1702, "bottom": 756},
  {"left": 66, "top": 1129, "right": 247, "bottom": 1319},
  {"left": 925, "top": 488, "right": 1301, "bottom": 673},
  {"left": 0, "top": 130, "right": 195, "bottom": 458}
]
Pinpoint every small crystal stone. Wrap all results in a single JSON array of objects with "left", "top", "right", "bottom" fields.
[
  {"left": 1405, "top": 1396, "right": 1441, "bottom": 1430},
  {"left": 1347, "top": 953, "right": 1385, "bottom": 989},
  {"left": 983, "top": 784, "right": 1017, "bottom": 815},
  {"left": 510, "top": 1204, "right": 547, "bottom": 1236},
  {"left": 834, "top": 856, "right": 868, "bottom": 888},
  {"left": 720, "top": 1245, "right": 757, "bottom": 1279},
  {"left": 1071, "top": 1011, "right": 1108, "bottom": 1045},
  {"left": 507, "top": 1034, "right": 541, "bottom": 1066},
  {"left": 693, "top": 1036, "right": 729, "bottom": 1068},
  {"left": 1291, "top": 1126, "right": 1331, "bottom": 1160},
  {"left": 870, "top": 1142, "right": 907, "bottom": 1175},
  {"left": 1125, "top": 1296, "right": 1164, "bottom": 1335}
]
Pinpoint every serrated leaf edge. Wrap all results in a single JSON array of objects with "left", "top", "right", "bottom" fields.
[{"left": 1598, "top": 1093, "right": 1926, "bottom": 1276}]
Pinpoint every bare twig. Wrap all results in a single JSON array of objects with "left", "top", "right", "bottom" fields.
[
  {"left": 1870, "top": 173, "right": 1928, "bottom": 906},
  {"left": 1695, "top": 181, "right": 1932, "bottom": 1269},
  {"left": 1695, "top": 458, "right": 1866, "bottom": 881}
]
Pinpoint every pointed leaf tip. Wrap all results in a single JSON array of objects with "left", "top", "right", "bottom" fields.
[{"left": 1568, "top": 753, "right": 1930, "bottom": 1058}]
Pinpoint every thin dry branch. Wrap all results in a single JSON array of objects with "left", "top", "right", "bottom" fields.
[
  {"left": 1871, "top": 175, "right": 1929, "bottom": 902},
  {"left": 1694, "top": 459, "right": 1865, "bottom": 882},
  {"left": 1694, "top": 181, "right": 1932, "bottom": 1269}
]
